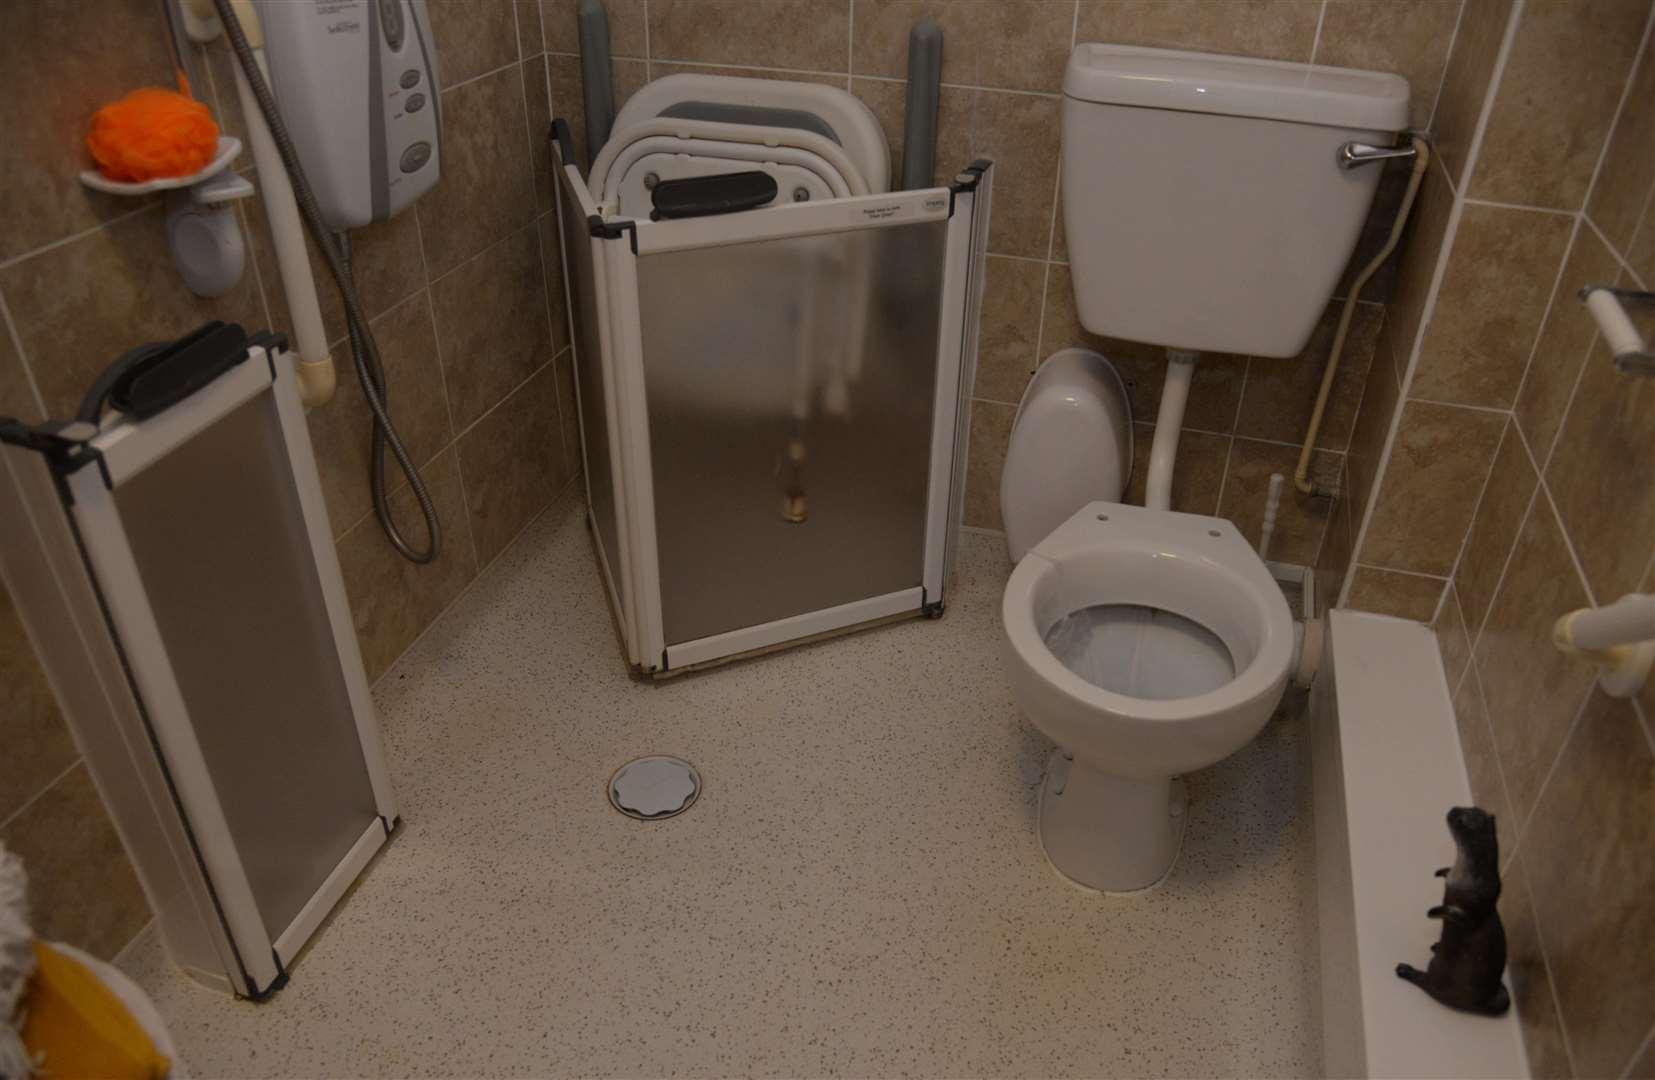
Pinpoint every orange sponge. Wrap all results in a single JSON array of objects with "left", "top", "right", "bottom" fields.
[{"left": 87, "top": 88, "right": 220, "bottom": 183}]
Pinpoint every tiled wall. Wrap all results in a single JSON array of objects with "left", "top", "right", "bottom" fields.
[
  {"left": 1326, "top": 0, "right": 1655, "bottom": 1075},
  {"left": 0, "top": 0, "right": 578, "bottom": 959},
  {"left": 550, "top": 0, "right": 1462, "bottom": 571}
]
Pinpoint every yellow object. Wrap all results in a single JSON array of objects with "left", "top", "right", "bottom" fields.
[{"left": 20, "top": 941, "right": 169, "bottom": 1080}]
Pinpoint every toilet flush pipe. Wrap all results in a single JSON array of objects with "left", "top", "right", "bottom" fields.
[
  {"left": 223, "top": 0, "right": 334, "bottom": 407},
  {"left": 1293, "top": 134, "right": 1429, "bottom": 497},
  {"left": 1145, "top": 350, "right": 1197, "bottom": 511}
]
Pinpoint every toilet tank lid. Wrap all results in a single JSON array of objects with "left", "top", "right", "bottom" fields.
[{"left": 1065, "top": 44, "right": 1410, "bottom": 131}]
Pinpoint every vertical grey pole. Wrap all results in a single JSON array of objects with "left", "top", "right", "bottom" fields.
[
  {"left": 577, "top": 0, "right": 615, "bottom": 165},
  {"left": 900, "top": 18, "right": 943, "bottom": 190}
]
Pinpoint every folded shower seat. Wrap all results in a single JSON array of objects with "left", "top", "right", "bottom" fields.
[
  {"left": 587, "top": 75, "right": 890, "bottom": 418},
  {"left": 587, "top": 74, "right": 891, "bottom": 217}
]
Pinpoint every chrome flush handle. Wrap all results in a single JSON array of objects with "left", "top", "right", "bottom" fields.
[{"left": 1337, "top": 141, "right": 1420, "bottom": 170}]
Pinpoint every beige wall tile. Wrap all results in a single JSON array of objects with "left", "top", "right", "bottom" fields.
[
  {"left": 1217, "top": 437, "right": 1334, "bottom": 564},
  {"left": 0, "top": 316, "right": 39, "bottom": 422},
  {"left": 850, "top": 78, "right": 974, "bottom": 189},
  {"left": 1344, "top": 565, "right": 1445, "bottom": 621},
  {"left": 244, "top": 189, "right": 426, "bottom": 347},
  {"left": 973, "top": 2, "right": 1078, "bottom": 94},
  {"left": 1314, "top": 0, "right": 1462, "bottom": 130},
  {"left": 417, "top": 65, "right": 538, "bottom": 278},
  {"left": 852, "top": 1, "right": 972, "bottom": 84},
  {"left": 1432, "top": 0, "right": 1515, "bottom": 189},
  {"left": 1522, "top": 687, "right": 1655, "bottom": 1079},
  {"left": 1630, "top": 202, "right": 1655, "bottom": 286},
  {"left": 1546, "top": 332, "right": 1655, "bottom": 603},
  {"left": 1449, "top": 671, "right": 1515, "bottom": 860},
  {"left": 1514, "top": 225, "right": 1623, "bottom": 464},
  {"left": 1040, "top": 264, "right": 1245, "bottom": 431},
  {"left": 647, "top": 0, "right": 852, "bottom": 71},
  {"left": 523, "top": 56, "right": 556, "bottom": 215},
  {"left": 428, "top": 0, "right": 523, "bottom": 85},
  {"left": 518, "top": 0, "right": 544, "bottom": 56},
  {"left": 1343, "top": 315, "right": 1401, "bottom": 532},
  {"left": 853, "top": 1, "right": 1074, "bottom": 92},
  {"left": 307, "top": 291, "right": 455, "bottom": 538},
  {"left": 1235, "top": 302, "right": 1383, "bottom": 450},
  {"left": 542, "top": 0, "right": 649, "bottom": 56},
  {"left": 964, "top": 399, "right": 1015, "bottom": 529},
  {"left": 1472, "top": 495, "right": 1594, "bottom": 823},
  {"left": 1124, "top": 425, "right": 1229, "bottom": 516},
  {"left": 1358, "top": 400, "right": 1505, "bottom": 575},
  {"left": 0, "top": 0, "right": 177, "bottom": 263},
  {"left": 0, "top": 764, "right": 148, "bottom": 961},
  {"left": 973, "top": 90, "right": 1061, "bottom": 260},
  {"left": 1434, "top": 582, "right": 1472, "bottom": 692},
  {"left": 1587, "top": 32, "right": 1654, "bottom": 254},
  {"left": 458, "top": 364, "right": 570, "bottom": 564},
  {"left": 552, "top": 346, "right": 581, "bottom": 476},
  {"left": 1500, "top": 853, "right": 1576, "bottom": 1080},
  {"left": 1075, "top": 0, "right": 1321, "bottom": 62},
  {"left": 1409, "top": 204, "right": 1574, "bottom": 409},
  {"left": 1453, "top": 419, "right": 1537, "bottom": 636},
  {"left": 537, "top": 212, "right": 571, "bottom": 356},
  {"left": 1468, "top": 0, "right": 1648, "bottom": 210},
  {"left": 1314, "top": 461, "right": 1357, "bottom": 613},
  {"left": 974, "top": 256, "right": 1046, "bottom": 403},
  {"left": 337, "top": 448, "right": 479, "bottom": 680},
  {"left": 0, "top": 582, "right": 78, "bottom": 824},
  {"left": 431, "top": 225, "right": 553, "bottom": 431},
  {"left": 0, "top": 206, "right": 265, "bottom": 418},
  {"left": 1384, "top": 154, "right": 1458, "bottom": 369}
]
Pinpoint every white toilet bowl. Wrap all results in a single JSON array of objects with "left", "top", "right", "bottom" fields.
[{"left": 1002, "top": 502, "right": 1294, "bottom": 892}]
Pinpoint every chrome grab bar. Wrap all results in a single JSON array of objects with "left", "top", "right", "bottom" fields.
[{"left": 1337, "top": 141, "right": 1420, "bottom": 170}]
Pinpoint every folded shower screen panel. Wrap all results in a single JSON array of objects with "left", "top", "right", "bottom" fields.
[
  {"left": 53, "top": 345, "right": 396, "bottom": 997},
  {"left": 554, "top": 120, "right": 992, "bottom": 674}
]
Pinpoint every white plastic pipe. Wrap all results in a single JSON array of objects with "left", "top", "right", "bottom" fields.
[
  {"left": 1553, "top": 592, "right": 1655, "bottom": 699},
  {"left": 226, "top": 2, "right": 334, "bottom": 406},
  {"left": 1258, "top": 472, "right": 1285, "bottom": 559},
  {"left": 1583, "top": 288, "right": 1647, "bottom": 359},
  {"left": 1145, "top": 349, "right": 1197, "bottom": 511}
]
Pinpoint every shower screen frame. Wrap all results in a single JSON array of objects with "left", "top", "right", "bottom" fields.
[
  {"left": 554, "top": 127, "right": 992, "bottom": 674},
  {"left": 52, "top": 345, "right": 397, "bottom": 997}
]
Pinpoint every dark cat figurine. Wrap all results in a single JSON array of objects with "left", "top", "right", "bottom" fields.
[{"left": 1396, "top": 806, "right": 1511, "bottom": 1017}]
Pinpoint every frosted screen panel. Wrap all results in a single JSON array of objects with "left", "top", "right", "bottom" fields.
[
  {"left": 636, "top": 220, "right": 948, "bottom": 645},
  {"left": 114, "top": 392, "right": 376, "bottom": 940},
  {"left": 557, "top": 172, "right": 623, "bottom": 599}
]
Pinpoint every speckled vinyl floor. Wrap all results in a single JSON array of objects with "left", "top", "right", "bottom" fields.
[{"left": 119, "top": 497, "right": 1323, "bottom": 1079}]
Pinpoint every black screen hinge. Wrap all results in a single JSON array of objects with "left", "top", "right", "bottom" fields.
[
  {"left": 920, "top": 588, "right": 945, "bottom": 619},
  {"left": 0, "top": 417, "right": 108, "bottom": 488},
  {"left": 948, "top": 159, "right": 992, "bottom": 216},
  {"left": 549, "top": 117, "right": 578, "bottom": 171},
  {"left": 588, "top": 214, "right": 639, "bottom": 254},
  {"left": 245, "top": 950, "right": 290, "bottom": 1002}
]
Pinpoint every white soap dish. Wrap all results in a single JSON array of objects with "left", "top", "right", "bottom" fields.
[{"left": 78, "top": 135, "right": 242, "bottom": 196}]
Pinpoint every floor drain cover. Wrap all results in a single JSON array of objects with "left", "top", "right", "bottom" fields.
[{"left": 608, "top": 756, "right": 701, "bottom": 820}]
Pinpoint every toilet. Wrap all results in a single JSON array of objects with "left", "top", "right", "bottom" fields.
[{"left": 1000, "top": 45, "right": 1411, "bottom": 892}]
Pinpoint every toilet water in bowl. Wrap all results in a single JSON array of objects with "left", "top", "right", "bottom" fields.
[{"left": 1042, "top": 605, "right": 1234, "bottom": 701}]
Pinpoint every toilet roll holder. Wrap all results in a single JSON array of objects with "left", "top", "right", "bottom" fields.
[{"left": 1578, "top": 284, "right": 1655, "bottom": 377}]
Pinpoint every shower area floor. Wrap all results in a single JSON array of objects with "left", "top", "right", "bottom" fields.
[{"left": 118, "top": 497, "right": 1322, "bottom": 1078}]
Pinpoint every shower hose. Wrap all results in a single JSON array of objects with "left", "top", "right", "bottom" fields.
[{"left": 214, "top": 0, "right": 441, "bottom": 564}]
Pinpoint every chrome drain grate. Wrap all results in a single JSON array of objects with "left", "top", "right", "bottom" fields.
[{"left": 608, "top": 756, "right": 701, "bottom": 820}]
